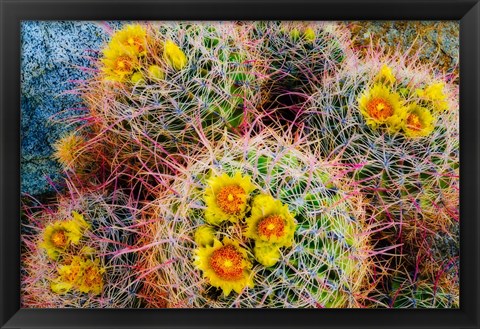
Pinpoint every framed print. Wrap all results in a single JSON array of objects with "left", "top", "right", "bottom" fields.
[{"left": 1, "top": 0, "right": 479, "bottom": 328}]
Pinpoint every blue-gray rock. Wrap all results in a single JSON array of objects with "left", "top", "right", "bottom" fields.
[{"left": 20, "top": 21, "right": 115, "bottom": 196}]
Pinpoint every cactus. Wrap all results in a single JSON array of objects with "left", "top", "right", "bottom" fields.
[
  {"left": 245, "top": 21, "right": 351, "bottom": 114},
  {"left": 387, "top": 269, "right": 459, "bottom": 308},
  {"left": 20, "top": 22, "right": 459, "bottom": 309},
  {"left": 78, "top": 22, "right": 263, "bottom": 187},
  {"left": 21, "top": 189, "right": 142, "bottom": 308},
  {"left": 302, "top": 50, "right": 459, "bottom": 307},
  {"left": 385, "top": 221, "right": 459, "bottom": 308},
  {"left": 304, "top": 51, "right": 458, "bottom": 231},
  {"left": 135, "top": 128, "right": 386, "bottom": 308},
  {"left": 48, "top": 122, "right": 118, "bottom": 193}
]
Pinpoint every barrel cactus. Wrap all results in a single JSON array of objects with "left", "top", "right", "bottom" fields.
[
  {"left": 136, "top": 129, "right": 383, "bottom": 308},
  {"left": 303, "top": 51, "right": 459, "bottom": 307},
  {"left": 304, "top": 51, "right": 458, "bottom": 226},
  {"left": 21, "top": 190, "right": 141, "bottom": 308},
  {"left": 79, "top": 22, "right": 263, "bottom": 183},
  {"left": 385, "top": 222, "right": 459, "bottom": 309}
]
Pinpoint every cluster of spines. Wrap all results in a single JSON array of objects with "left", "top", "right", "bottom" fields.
[
  {"left": 21, "top": 21, "right": 459, "bottom": 309},
  {"left": 302, "top": 50, "right": 459, "bottom": 307},
  {"left": 21, "top": 189, "right": 142, "bottom": 308},
  {"left": 134, "top": 129, "right": 386, "bottom": 308}
]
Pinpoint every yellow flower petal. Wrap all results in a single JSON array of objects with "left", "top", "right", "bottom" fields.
[
  {"left": 51, "top": 256, "right": 84, "bottom": 294},
  {"left": 164, "top": 40, "right": 187, "bottom": 71},
  {"left": 51, "top": 256, "right": 105, "bottom": 296},
  {"left": 402, "top": 104, "right": 435, "bottom": 138},
  {"left": 148, "top": 65, "right": 164, "bottom": 80},
  {"left": 64, "top": 212, "right": 90, "bottom": 245},
  {"left": 40, "top": 212, "right": 90, "bottom": 260},
  {"left": 194, "top": 225, "right": 216, "bottom": 247},
  {"left": 109, "top": 24, "right": 147, "bottom": 57},
  {"left": 50, "top": 281, "right": 74, "bottom": 294},
  {"left": 254, "top": 243, "right": 281, "bottom": 267},
  {"left": 290, "top": 28, "right": 300, "bottom": 41},
  {"left": 416, "top": 82, "right": 449, "bottom": 112},
  {"left": 40, "top": 221, "right": 70, "bottom": 260},
  {"left": 52, "top": 133, "right": 84, "bottom": 170},
  {"left": 204, "top": 172, "right": 256, "bottom": 225},
  {"left": 358, "top": 83, "right": 407, "bottom": 132},
  {"left": 130, "top": 71, "right": 144, "bottom": 84},
  {"left": 100, "top": 25, "right": 147, "bottom": 83},
  {"left": 72, "top": 211, "right": 90, "bottom": 230},
  {"left": 77, "top": 258, "right": 105, "bottom": 295},
  {"left": 245, "top": 194, "right": 296, "bottom": 247},
  {"left": 194, "top": 238, "right": 253, "bottom": 296},
  {"left": 375, "top": 64, "right": 396, "bottom": 85},
  {"left": 101, "top": 47, "right": 139, "bottom": 82},
  {"left": 303, "top": 27, "right": 315, "bottom": 43}
]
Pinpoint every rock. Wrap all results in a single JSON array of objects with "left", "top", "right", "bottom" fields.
[
  {"left": 346, "top": 21, "right": 459, "bottom": 80},
  {"left": 20, "top": 21, "right": 112, "bottom": 196}
]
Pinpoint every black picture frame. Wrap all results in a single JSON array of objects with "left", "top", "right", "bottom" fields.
[{"left": 1, "top": 0, "right": 479, "bottom": 328}]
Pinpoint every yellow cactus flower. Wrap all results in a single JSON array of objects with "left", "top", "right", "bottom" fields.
[
  {"left": 163, "top": 40, "right": 187, "bottom": 71},
  {"left": 148, "top": 64, "right": 164, "bottom": 80},
  {"left": 51, "top": 256, "right": 105, "bottom": 295},
  {"left": 194, "top": 225, "right": 216, "bottom": 247},
  {"left": 402, "top": 104, "right": 435, "bottom": 138},
  {"left": 80, "top": 245, "right": 97, "bottom": 256},
  {"left": 130, "top": 71, "right": 144, "bottom": 84},
  {"left": 416, "top": 82, "right": 449, "bottom": 112},
  {"left": 53, "top": 133, "right": 84, "bottom": 170},
  {"left": 100, "top": 24, "right": 147, "bottom": 82},
  {"left": 65, "top": 211, "right": 90, "bottom": 245},
  {"left": 245, "top": 194, "right": 296, "bottom": 248},
  {"left": 101, "top": 45, "right": 139, "bottom": 82},
  {"left": 40, "top": 211, "right": 90, "bottom": 259},
  {"left": 253, "top": 243, "right": 281, "bottom": 267},
  {"left": 40, "top": 221, "right": 71, "bottom": 260},
  {"left": 194, "top": 238, "right": 253, "bottom": 296},
  {"left": 375, "top": 64, "right": 396, "bottom": 85},
  {"left": 51, "top": 256, "right": 84, "bottom": 294},
  {"left": 77, "top": 258, "right": 105, "bottom": 295},
  {"left": 358, "top": 83, "right": 407, "bottom": 132},
  {"left": 290, "top": 28, "right": 300, "bottom": 41},
  {"left": 204, "top": 172, "right": 256, "bottom": 225},
  {"left": 303, "top": 27, "right": 316, "bottom": 43},
  {"left": 109, "top": 24, "right": 147, "bottom": 56}
]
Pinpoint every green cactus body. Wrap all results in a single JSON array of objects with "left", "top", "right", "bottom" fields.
[
  {"left": 305, "top": 57, "right": 459, "bottom": 220},
  {"left": 82, "top": 23, "right": 263, "bottom": 177},
  {"left": 303, "top": 57, "right": 459, "bottom": 308},
  {"left": 140, "top": 131, "right": 377, "bottom": 308}
]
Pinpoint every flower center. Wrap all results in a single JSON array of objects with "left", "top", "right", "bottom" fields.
[
  {"left": 51, "top": 230, "right": 68, "bottom": 248},
  {"left": 366, "top": 98, "right": 394, "bottom": 120},
  {"left": 83, "top": 266, "right": 103, "bottom": 287},
  {"left": 65, "top": 264, "right": 82, "bottom": 283},
  {"left": 209, "top": 245, "right": 244, "bottom": 281},
  {"left": 216, "top": 185, "right": 246, "bottom": 215},
  {"left": 115, "top": 57, "right": 132, "bottom": 72},
  {"left": 407, "top": 113, "right": 423, "bottom": 131},
  {"left": 257, "top": 215, "right": 286, "bottom": 240}
]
